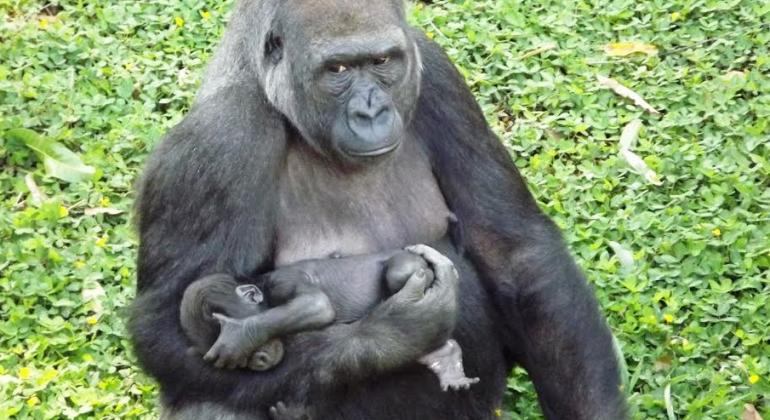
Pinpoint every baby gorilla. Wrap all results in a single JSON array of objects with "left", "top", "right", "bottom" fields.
[{"left": 194, "top": 245, "right": 478, "bottom": 393}]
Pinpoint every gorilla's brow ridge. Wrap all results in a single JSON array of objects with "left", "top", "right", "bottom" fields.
[{"left": 308, "top": 27, "right": 407, "bottom": 64}]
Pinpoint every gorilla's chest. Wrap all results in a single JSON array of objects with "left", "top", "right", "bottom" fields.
[{"left": 274, "top": 141, "right": 451, "bottom": 266}]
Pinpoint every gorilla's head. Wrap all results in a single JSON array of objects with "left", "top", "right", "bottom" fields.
[{"left": 258, "top": 0, "right": 422, "bottom": 164}]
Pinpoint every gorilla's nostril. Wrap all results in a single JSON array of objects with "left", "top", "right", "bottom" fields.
[
  {"left": 352, "top": 105, "right": 389, "bottom": 123},
  {"left": 353, "top": 110, "right": 375, "bottom": 121}
]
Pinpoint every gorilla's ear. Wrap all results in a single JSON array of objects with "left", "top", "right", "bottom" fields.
[
  {"left": 236, "top": 284, "right": 264, "bottom": 304},
  {"left": 265, "top": 31, "right": 283, "bottom": 65}
]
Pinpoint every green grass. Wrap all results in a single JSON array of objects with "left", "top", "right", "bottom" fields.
[{"left": 1, "top": 0, "right": 768, "bottom": 418}]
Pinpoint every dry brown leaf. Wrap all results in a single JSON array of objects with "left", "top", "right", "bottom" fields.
[
  {"left": 742, "top": 404, "right": 763, "bottom": 420},
  {"left": 24, "top": 173, "right": 47, "bottom": 206},
  {"left": 620, "top": 149, "right": 662, "bottom": 185},
  {"left": 604, "top": 42, "right": 659, "bottom": 57},
  {"left": 597, "top": 75, "right": 660, "bottom": 115},
  {"left": 518, "top": 42, "right": 558, "bottom": 60},
  {"left": 619, "top": 119, "right": 643, "bottom": 150},
  {"left": 721, "top": 70, "right": 747, "bottom": 81},
  {"left": 617, "top": 119, "right": 662, "bottom": 186},
  {"left": 84, "top": 207, "right": 123, "bottom": 216}
]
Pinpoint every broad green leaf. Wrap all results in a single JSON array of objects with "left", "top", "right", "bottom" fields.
[{"left": 6, "top": 128, "right": 95, "bottom": 183}]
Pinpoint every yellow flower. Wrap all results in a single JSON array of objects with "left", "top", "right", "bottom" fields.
[
  {"left": 175, "top": 16, "right": 185, "bottom": 28},
  {"left": 19, "top": 367, "right": 31, "bottom": 380},
  {"left": 27, "top": 395, "right": 40, "bottom": 407},
  {"left": 74, "top": 259, "right": 86, "bottom": 269},
  {"left": 670, "top": 12, "right": 682, "bottom": 22},
  {"left": 36, "top": 368, "right": 58, "bottom": 386},
  {"left": 711, "top": 228, "right": 721, "bottom": 237},
  {"left": 95, "top": 235, "right": 108, "bottom": 248},
  {"left": 38, "top": 19, "right": 48, "bottom": 29},
  {"left": 86, "top": 315, "right": 99, "bottom": 325},
  {"left": 99, "top": 196, "right": 111, "bottom": 207},
  {"left": 494, "top": 408, "right": 502, "bottom": 417},
  {"left": 58, "top": 205, "right": 69, "bottom": 218},
  {"left": 663, "top": 314, "right": 674, "bottom": 324},
  {"left": 200, "top": 10, "right": 211, "bottom": 21},
  {"left": 749, "top": 374, "right": 760, "bottom": 384}
]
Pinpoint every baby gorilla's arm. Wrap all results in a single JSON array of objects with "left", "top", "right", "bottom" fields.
[{"left": 204, "top": 270, "right": 336, "bottom": 370}]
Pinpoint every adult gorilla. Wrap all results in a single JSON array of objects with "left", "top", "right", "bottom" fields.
[{"left": 129, "top": 0, "right": 626, "bottom": 419}]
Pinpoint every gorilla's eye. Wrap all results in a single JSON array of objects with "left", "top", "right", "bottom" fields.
[
  {"left": 373, "top": 55, "right": 390, "bottom": 65},
  {"left": 328, "top": 64, "right": 348, "bottom": 74},
  {"left": 264, "top": 32, "right": 283, "bottom": 65}
]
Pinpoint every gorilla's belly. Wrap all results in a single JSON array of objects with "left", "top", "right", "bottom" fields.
[{"left": 274, "top": 139, "right": 452, "bottom": 265}]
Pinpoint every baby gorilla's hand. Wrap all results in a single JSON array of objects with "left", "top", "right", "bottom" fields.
[{"left": 204, "top": 313, "right": 264, "bottom": 369}]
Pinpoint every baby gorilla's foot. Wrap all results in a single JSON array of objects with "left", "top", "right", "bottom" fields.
[
  {"left": 248, "top": 339, "right": 285, "bottom": 371},
  {"left": 419, "top": 339, "right": 480, "bottom": 391},
  {"left": 269, "top": 402, "right": 310, "bottom": 420},
  {"left": 384, "top": 251, "right": 435, "bottom": 294}
]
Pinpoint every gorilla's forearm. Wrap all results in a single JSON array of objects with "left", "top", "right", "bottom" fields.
[{"left": 411, "top": 32, "right": 627, "bottom": 420}]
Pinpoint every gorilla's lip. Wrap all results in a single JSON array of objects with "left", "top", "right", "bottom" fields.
[{"left": 344, "top": 140, "right": 401, "bottom": 157}]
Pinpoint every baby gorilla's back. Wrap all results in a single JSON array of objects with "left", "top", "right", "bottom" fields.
[{"left": 267, "top": 250, "right": 431, "bottom": 323}]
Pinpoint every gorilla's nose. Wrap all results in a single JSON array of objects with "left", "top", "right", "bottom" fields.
[{"left": 347, "top": 89, "right": 394, "bottom": 144}]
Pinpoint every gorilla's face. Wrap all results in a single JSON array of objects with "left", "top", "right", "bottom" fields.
[{"left": 262, "top": 2, "right": 421, "bottom": 165}]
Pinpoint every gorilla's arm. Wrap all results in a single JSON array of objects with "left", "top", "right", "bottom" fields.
[
  {"left": 411, "top": 32, "right": 627, "bottom": 420},
  {"left": 130, "top": 85, "right": 456, "bottom": 409}
]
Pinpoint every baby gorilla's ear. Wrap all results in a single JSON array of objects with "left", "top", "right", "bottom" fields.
[{"left": 235, "top": 284, "right": 264, "bottom": 304}]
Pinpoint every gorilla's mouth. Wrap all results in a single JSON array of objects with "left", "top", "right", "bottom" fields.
[{"left": 344, "top": 140, "right": 401, "bottom": 157}]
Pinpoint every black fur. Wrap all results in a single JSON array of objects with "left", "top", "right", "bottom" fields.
[{"left": 129, "top": 1, "right": 626, "bottom": 419}]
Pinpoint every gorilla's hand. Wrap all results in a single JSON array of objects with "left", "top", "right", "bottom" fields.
[
  {"left": 405, "top": 244, "right": 460, "bottom": 287},
  {"left": 204, "top": 313, "right": 268, "bottom": 369},
  {"left": 379, "top": 244, "right": 459, "bottom": 352}
]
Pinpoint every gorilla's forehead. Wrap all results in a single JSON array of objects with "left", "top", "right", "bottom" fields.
[
  {"left": 303, "top": 27, "right": 408, "bottom": 63},
  {"left": 282, "top": 0, "right": 403, "bottom": 39}
]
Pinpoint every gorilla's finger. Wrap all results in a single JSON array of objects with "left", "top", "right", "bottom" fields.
[
  {"left": 405, "top": 244, "right": 452, "bottom": 268},
  {"left": 214, "top": 355, "right": 227, "bottom": 369},
  {"left": 211, "top": 312, "right": 230, "bottom": 325},
  {"left": 392, "top": 269, "right": 428, "bottom": 302},
  {"left": 203, "top": 346, "right": 218, "bottom": 362},
  {"left": 237, "top": 357, "right": 248, "bottom": 369}
]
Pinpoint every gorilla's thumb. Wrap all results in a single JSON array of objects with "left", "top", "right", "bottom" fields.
[{"left": 393, "top": 269, "right": 429, "bottom": 302}]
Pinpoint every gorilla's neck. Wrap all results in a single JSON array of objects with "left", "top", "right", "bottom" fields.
[{"left": 273, "top": 136, "right": 452, "bottom": 266}]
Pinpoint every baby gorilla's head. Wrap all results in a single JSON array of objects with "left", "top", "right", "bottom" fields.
[{"left": 180, "top": 275, "right": 285, "bottom": 371}]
